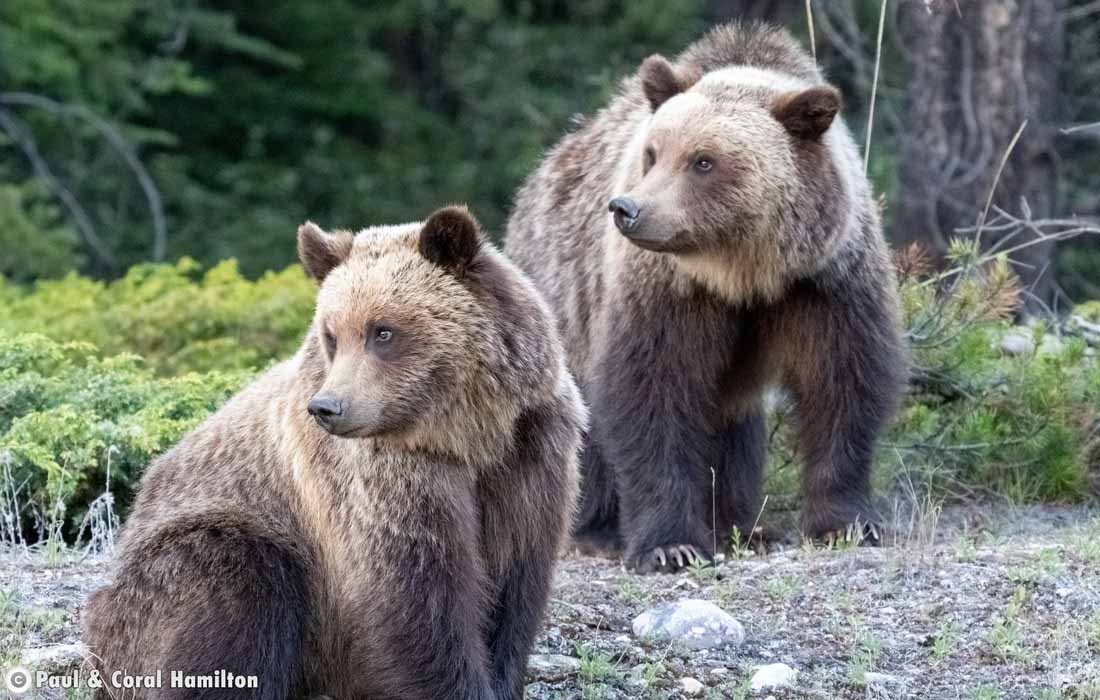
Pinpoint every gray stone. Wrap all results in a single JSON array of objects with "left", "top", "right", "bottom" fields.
[
  {"left": 680, "top": 677, "right": 705, "bottom": 697},
  {"left": 864, "top": 671, "right": 902, "bottom": 687},
  {"left": 750, "top": 663, "right": 798, "bottom": 691},
  {"left": 1039, "top": 334, "right": 1065, "bottom": 355},
  {"left": 526, "top": 653, "right": 581, "bottom": 681},
  {"left": 631, "top": 599, "right": 745, "bottom": 650},
  {"left": 999, "top": 331, "right": 1035, "bottom": 356}
]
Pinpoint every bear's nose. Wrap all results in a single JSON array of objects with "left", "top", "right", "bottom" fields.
[
  {"left": 608, "top": 196, "right": 640, "bottom": 233},
  {"left": 307, "top": 395, "right": 344, "bottom": 429}
]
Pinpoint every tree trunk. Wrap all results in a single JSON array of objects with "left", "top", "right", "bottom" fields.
[{"left": 895, "top": 0, "right": 1063, "bottom": 312}]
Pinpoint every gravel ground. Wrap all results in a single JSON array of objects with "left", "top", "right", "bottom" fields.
[{"left": 2, "top": 504, "right": 1099, "bottom": 700}]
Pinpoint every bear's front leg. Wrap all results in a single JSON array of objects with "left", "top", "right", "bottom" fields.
[
  {"left": 480, "top": 396, "right": 583, "bottom": 700},
  {"left": 777, "top": 278, "right": 906, "bottom": 543},
  {"left": 363, "top": 475, "right": 497, "bottom": 700},
  {"left": 590, "top": 301, "right": 732, "bottom": 574}
]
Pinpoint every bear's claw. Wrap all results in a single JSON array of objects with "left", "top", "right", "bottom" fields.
[
  {"left": 628, "top": 544, "right": 705, "bottom": 574},
  {"left": 818, "top": 521, "right": 880, "bottom": 548}
]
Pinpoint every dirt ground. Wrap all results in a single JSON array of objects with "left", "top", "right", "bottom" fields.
[{"left": 2, "top": 504, "right": 1099, "bottom": 700}]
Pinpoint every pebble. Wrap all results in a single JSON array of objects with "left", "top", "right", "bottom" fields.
[
  {"left": 864, "top": 671, "right": 902, "bottom": 687},
  {"left": 680, "top": 677, "right": 705, "bottom": 696},
  {"left": 1000, "top": 329, "right": 1065, "bottom": 357},
  {"left": 750, "top": 663, "right": 798, "bottom": 690},
  {"left": 1039, "top": 334, "right": 1064, "bottom": 355},
  {"left": 999, "top": 331, "right": 1035, "bottom": 356},
  {"left": 632, "top": 599, "right": 745, "bottom": 650},
  {"left": 526, "top": 653, "right": 581, "bottom": 681}
]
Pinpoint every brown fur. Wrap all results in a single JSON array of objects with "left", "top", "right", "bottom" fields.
[
  {"left": 505, "top": 23, "right": 906, "bottom": 573},
  {"left": 85, "top": 207, "right": 585, "bottom": 700}
]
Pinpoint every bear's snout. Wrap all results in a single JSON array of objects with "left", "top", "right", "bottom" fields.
[
  {"left": 307, "top": 394, "right": 345, "bottom": 433},
  {"left": 609, "top": 196, "right": 640, "bottom": 234}
]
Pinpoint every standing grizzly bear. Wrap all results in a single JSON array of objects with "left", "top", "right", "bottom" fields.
[
  {"left": 85, "top": 206, "right": 585, "bottom": 700},
  {"left": 505, "top": 24, "right": 906, "bottom": 573}
]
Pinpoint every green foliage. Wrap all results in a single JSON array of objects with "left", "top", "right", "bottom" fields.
[
  {"left": 890, "top": 255, "right": 1100, "bottom": 502},
  {"left": 1, "top": 0, "right": 705, "bottom": 278},
  {"left": 762, "top": 250, "right": 1099, "bottom": 509},
  {"left": 0, "top": 333, "right": 250, "bottom": 539},
  {"left": 0, "top": 182, "right": 82, "bottom": 282},
  {"left": 0, "top": 259, "right": 314, "bottom": 374}
]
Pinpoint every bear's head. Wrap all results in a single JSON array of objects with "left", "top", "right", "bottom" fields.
[
  {"left": 296, "top": 206, "right": 562, "bottom": 464},
  {"left": 610, "top": 54, "right": 855, "bottom": 302}
]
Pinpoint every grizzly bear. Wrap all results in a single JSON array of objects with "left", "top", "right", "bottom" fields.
[
  {"left": 505, "top": 24, "right": 906, "bottom": 574},
  {"left": 85, "top": 206, "right": 585, "bottom": 700}
]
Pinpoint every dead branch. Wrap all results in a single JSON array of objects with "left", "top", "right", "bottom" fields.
[
  {"left": 0, "top": 91, "right": 168, "bottom": 261},
  {"left": 0, "top": 108, "right": 116, "bottom": 267}
]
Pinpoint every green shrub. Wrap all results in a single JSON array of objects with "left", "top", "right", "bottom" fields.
[
  {"left": 0, "top": 259, "right": 315, "bottom": 374},
  {"left": 887, "top": 251, "right": 1100, "bottom": 503},
  {"left": 766, "top": 251, "right": 1100, "bottom": 511},
  {"left": 0, "top": 333, "right": 251, "bottom": 542},
  {"left": 0, "top": 182, "right": 83, "bottom": 283},
  {"left": 2, "top": 249, "right": 1098, "bottom": 549}
]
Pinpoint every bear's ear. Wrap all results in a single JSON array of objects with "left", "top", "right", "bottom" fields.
[
  {"left": 639, "top": 54, "right": 697, "bottom": 111},
  {"left": 770, "top": 85, "right": 842, "bottom": 140},
  {"left": 298, "top": 222, "right": 354, "bottom": 282},
  {"left": 418, "top": 205, "right": 482, "bottom": 276}
]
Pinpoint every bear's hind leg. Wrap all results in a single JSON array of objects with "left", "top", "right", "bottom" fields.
[
  {"left": 713, "top": 410, "right": 767, "bottom": 549},
  {"left": 86, "top": 520, "right": 312, "bottom": 700},
  {"left": 573, "top": 440, "right": 622, "bottom": 556}
]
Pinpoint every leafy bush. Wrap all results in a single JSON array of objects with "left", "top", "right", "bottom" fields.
[
  {"left": 0, "top": 259, "right": 315, "bottom": 374},
  {"left": 0, "top": 182, "right": 82, "bottom": 283},
  {"left": 0, "top": 333, "right": 251, "bottom": 543},
  {"left": 2, "top": 248, "right": 1098, "bottom": 549},
  {"left": 890, "top": 247, "right": 1100, "bottom": 503},
  {"left": 765, "top": 247, "right": 1100, "bottom": 514}
]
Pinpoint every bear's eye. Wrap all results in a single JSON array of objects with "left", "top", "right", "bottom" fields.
[
  {"left": 643, "top": 147, "right": 656, "bottom": 173},
  {"left": 322, "top": 330, "right": 337, "bottom": 358},
  {"left": 693, "top": 158, "right": 714, "bottom": 174},
  {"left": 375, "top": 328, "right": 394, "bottom": 343}
]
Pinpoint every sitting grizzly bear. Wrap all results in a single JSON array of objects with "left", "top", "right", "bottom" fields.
[
  {"left": 505, "top": 24, "right": 906, "bottom": 573},
  {"left": 85, "top": 206, "right": 585, "bottom": 700}
]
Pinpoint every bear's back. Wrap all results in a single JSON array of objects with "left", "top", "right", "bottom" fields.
[
  {"left": 677, "top": 22, "right": 820, "bottom": 82},
  {"left": 118, "top": 358, "right": 308, "bottom": 547}
]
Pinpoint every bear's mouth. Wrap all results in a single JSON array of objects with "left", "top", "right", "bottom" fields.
[{"left": 622, "top": 231, "right": 690, "bottom": 254}]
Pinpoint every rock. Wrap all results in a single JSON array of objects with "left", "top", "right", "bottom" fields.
[
  {"left": 21, "top": 643, "right": 90, "bottom": 672},
  {"left": 864, "top": 671, "right": 902, "bottom": 687},
  {"left": 680, "top": 677, "right": 705, "bottom": 697},
  {"left": 999, "top": 331, "right": 1035, "bottom": 356},
  {"left": 750, "top": 663, "right": 798, "bottom": 691},
  {"left": 1070, "top": 315, "right": 1100, "bottom": 346},
  {"left": 526, "top": 653, "right": 581, "bottom": 681},
  {"left": 631, "top": 599, "right": 745, "bottom": 651},
  {"left": 1039, "top": 334, "right": 1064, "bottom": 356}
]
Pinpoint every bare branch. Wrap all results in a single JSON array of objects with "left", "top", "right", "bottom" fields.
[
  {"left": 0, "top": 92, "right": 168, "bottom": 261},
  {"left": 1060, "top": 121, "right": 1100, "bottom": 135},
  {"left": 974, "top": 119, "right": 1028, "bottom": 248},
  {"left": 1064, "top": 0, "right": 1100, "bottom": 21},
  {"left": 805, "top": 0, "right": 817, "bottom": 62},
  {"left": 0, "top": 107, "right": 116, "bottom": 268},
  {"left": 864, "top": 0, "right": 888, "bottom": 173}
]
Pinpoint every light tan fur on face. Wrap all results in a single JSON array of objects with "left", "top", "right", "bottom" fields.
[
  {"left": 616, "top": 67, "right": 863, "bottom": 305},
  {"left": 312, "top": 223, "right": 531, "bottom": 467}
]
